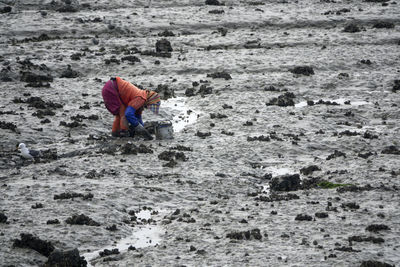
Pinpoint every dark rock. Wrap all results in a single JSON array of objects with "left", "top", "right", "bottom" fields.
[
  {"left": 31, "top": 203, "right": 43, "bottom": 209},
  {"left": 247, "top": 135, "right": 270, "bottom": 142},
  {"left": 360, "top": 260, "right": 394, "bottom": 267},
  {"left": 0, "top": 212, "right": 7, "bottom": 223},
  {"left": 60, "top": 65, "right": 79, "bottom": 78},
  {"left": 290, "top": 66, "right": 314, "bottom": 76},
  {"left": 66, "top": 214, "right": 100, "bottom": 226},
  {"left": 326, "top": 150, "right": 346, "bottom": 160},
  {"left": 54, "top": 192, "right": 93, "bottom": 200},
  {"left": 1, "top": 6, "right": 12, "bottom": 13},
  {"left": 360, "top": 59, "right": 372, "bottom": 65},
  {"left": 137, "top": 144, "right": 153, "bottom": 154},
  {"left": 210, "top": 113, "right": 228, "bottom": 119},
  {"left": 198, "top": 84, "right": 213, "bottom": 95},
  {"left": 185, "top": 87, "right": 195, "bottom": 97},
  {"left": 392, "top": 80, "right": 400, "bottom": 92},
  {"left": 45, "top": 248, "right": 87, "bottom": 267},
  {"left": 46, "top": 219, "right": 60, "bottom": 225},
  {"left": 99, "top": 248, "right": 119, "bottom": 257},
  {"left": 156, "top": 39, "right": 173, "bottom": 53},
  {"left": 158, "top": 30, "right": 175, "bottom": 37},
  {"left": 206, "top": 71, "right": 232, "bottom": 80},
  {"left": 158, "top": 150, "right": 187, "bottom": 161},
  {"left": 156, "top": 84, "right": 175, "bottom": 100},
  {"left": 0, "top": 121, "right": 18, "bottom": 133},
  {"left": 106, "top": 224, "right": 118, "bottom": 231},
  {"left": 205, "top": 0, "right": 224, "bottom": 5},
  {"left": 337, "top": 184, "right": 373, "bottom": 193},
  {"left": 344, "top": 23, "right": 362, "bottom": 33},
  {"left": 348, "top": 235, "right": 384, "bottom": 244},
  {"left": 381, "top": 145, "right": 400, "bottom": 155},
  {"left": 341, "top": 202, "right": 360, "bottom": 210},
  {"left": 300, "top": 165, "right": 321, "bottom": 175},
  {"left": 315, "top": 212, "right": 328, "bottom": 218},
  {"left": 295, "top": 214, "right": 313, "bottom": 221},
  {"left": 195, "top": 131, "right": 211, "bottom": 138},
  {"left": 270, "top": 174, "right": 301, "bottom": 191},
  {"left": 121, "top": 56, "right": 141, "bottom": 64},
  {"left": 226, "top": 229, "right": 262, "bottom": 240},
  {"left": 13, "top": 233, "right": 55, "bottom": 257},
  {"left": 255, "top": 193, "right": 300, "bottom": 202},
  {"left": 266, "top": 92, "right": 296, "bottom": 106},
  {"left": 334, "top": 246, "right": 360, "bottom": 252},
  {"left": 209, "top": 9, "right": 224, "bottom": 14},
  {"left": 365, "top": 224, "right": 390, "bottom": 232},
  {"left": 373, "top": 21, "right": 395, "bottom": 28},
  {"left": 20, "top": 71, "right": 53, "bottom": 83},
  {"left": 171, "top": 145, "right": 193, "bottom": 151}
]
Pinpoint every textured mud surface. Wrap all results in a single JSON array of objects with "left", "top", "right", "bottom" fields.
[{"left": 1, "top": 0, "right": 399, "bottom": 266}]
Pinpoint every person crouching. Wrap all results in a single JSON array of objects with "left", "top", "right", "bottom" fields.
[{"left": 102, "top": 77, "right": 160, "bottom": 140}]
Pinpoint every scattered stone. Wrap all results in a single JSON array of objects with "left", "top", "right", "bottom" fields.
[
  {"left": 0, "top": 212, "right": 7, "bottom": 223},
  {"left": 99, "top": 248, "right": 119, "bottom": 257},
  {"left": 158, "top": 150, "right": 188, "bottom": 161},
  {"left": 156, "top": 39, "right": 173, "bottom": 53},
  {"left": 360, "top": 260, "right": 394, "bottom": 267},
  {"left": 326, "top": 150, "right": 346, "bottom": 160},
  {"left": 348, "top": 235, "right": 384, "bottom": 244},
  {"left": 295, "top": 214, "right": 313, "bottom": 221},
  {"left": 373, "top": 21, "right": 395, "bottom": 29},
  {"left": 205, "top": 0, "right": 224, "bottom": 6},
  {"left": 255, "top": 193, "right": 299, "bottom": 202},
  {"left": 121, "top": 143, "right": 138, "bottom": 155},
  {"left": 13, "top": 233, "right": 55, "bottom": 257},
  {"left": 156, "top": 84, "right": 175, "bottom": 99},
  {"left": 300, "top": 165, "right": 321, "bottom": 175},
  {"left": 185, "top": 88, "right": 195, "bottom": 97},
  {"left": 158, "top": 30, "right": 175, "bottom": 37},
  {"left": 66, "top": 214, "right": 100, "bottom": 226},
  {"left": 0, "top": 121, "right": 18, "bottom": 133},
  {"left": 266, "top": 92, "right": 296, "bottom": 106},
  {"left": 290, "top": 66, "right": 314, "bottom": 76},
  {"left": 209, "top": 9, "right": 224, "bottom": 14},
  {"left": 392, "top": 80, "right": 400, "bottom": 92},
  {"left": 46, "top": 219, "right": 60, "bottom": 225},
  {"left": 54, "top": 192, "right": 93, "bottom": 200},
  {"left": 45, "top": 248, "right": 87, "bottom": 267},
  {"left": 337, "top": 184, "right": 373, "bottom": 193},
  {"left": 365, "top": 224, "right": 390, "bottom": 232},
  {"left": 270, "top": 174, "right": 301, "bottom": 191},
  {"left": 198, "top": 84, "right": 213, "bottom": 96},
  {"left": 195, "top": 131, "right": 211, "bottom": 138},
  {"left": 60, "top": 65, "right": 79, "bottom": 78},
  {"left": 226, "top": 229, "right": 262, "bottom": 240},
  {"left": 334, "top": 246, "right": 360, "bottom": 252},
  {"left": 315, "top": 212, "right": 328, "bottom": 218},
  {"left": 247, "top": 135, "right": 270, "bottom": 141},
  {"left": 31, "top": 203, "right": 43, "bottom": 209},
  {"left": 121, "top": 56, "right": 141, "bottom": 64},
  {"left": 341, "top": 202, "right": 360, "bottom": 210},
  {"left": 381, "top": 145, "right": 400, "bottom": 155},
  {"left": 106, "top": 224, "right": 118, "bottom": 231},
  {"left": 344, "top": 23, "right": 362, "bottom": 33},
  {"left": 206, "top": 71, "right": 232, "bottom": 80},
  {"left": 1, "top": 6, "right": 12, "bottom": 13}
]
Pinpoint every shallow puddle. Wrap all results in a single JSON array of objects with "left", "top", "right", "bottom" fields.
[
  {"left": 82, "top": 210, "right": 163, "bottom": 266},
  {"left": 160, "top": 97, "right": 199, "bottom": 132}
]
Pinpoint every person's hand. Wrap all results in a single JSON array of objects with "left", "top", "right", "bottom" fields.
[{"left": 134, "top": 124, "right": 153, "bottom": 140}]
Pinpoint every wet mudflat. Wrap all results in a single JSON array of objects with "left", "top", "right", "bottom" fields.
[{"left": 0, "top": 0, "right": 399, "bottom": 266}]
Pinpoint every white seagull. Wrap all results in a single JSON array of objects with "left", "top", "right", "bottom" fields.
[{"left": 18, "top": 143, "right": 41, "bottom": 160}]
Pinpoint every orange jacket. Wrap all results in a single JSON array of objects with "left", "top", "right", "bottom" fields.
[{"left": 112, "top": 77, "right": 148, "bottom": 133}]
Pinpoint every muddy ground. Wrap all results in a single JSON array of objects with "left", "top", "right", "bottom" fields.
[{"left": 0, "top": 0, "right": 399, "bottom": 266}]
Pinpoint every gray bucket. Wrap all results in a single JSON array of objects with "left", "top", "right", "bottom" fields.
[{"left": 155, "top": 121, "right": 174, "bottom": 140}]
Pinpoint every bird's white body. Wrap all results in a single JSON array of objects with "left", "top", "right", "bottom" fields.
[{"left": 18, "top": 143, "right": 40, "bottom": 159}]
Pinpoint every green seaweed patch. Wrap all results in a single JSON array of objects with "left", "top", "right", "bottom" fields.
[{"left": 317, "top": 181, "right": 352, "bottom": 189}]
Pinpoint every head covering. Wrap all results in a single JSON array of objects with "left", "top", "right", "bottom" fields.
[{"left": 146, "top": 91, "right": 161, "bottom": 114}]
